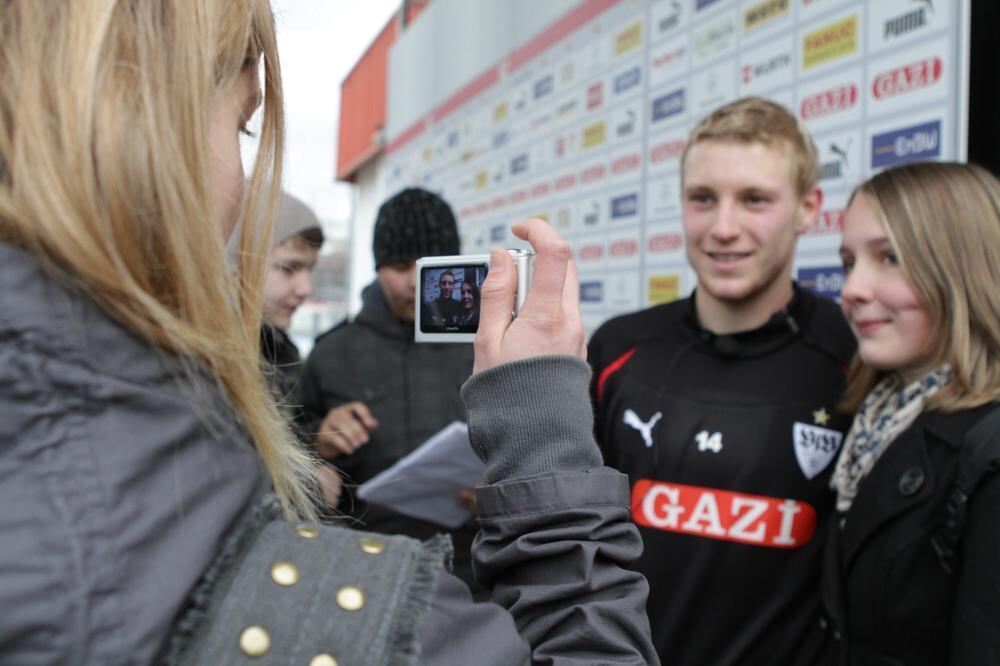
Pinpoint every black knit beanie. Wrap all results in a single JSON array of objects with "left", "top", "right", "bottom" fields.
[{"left": 372, "top": 188, "right": 460, "bottom": 268}]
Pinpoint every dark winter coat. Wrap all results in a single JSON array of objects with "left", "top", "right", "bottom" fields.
[{"left": 819, "top": 406, "right": 1000, "bottom": 665}]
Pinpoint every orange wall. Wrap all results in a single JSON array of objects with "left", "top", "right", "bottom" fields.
[{"left": 336, "top": 1, "right": 428, "bottom": 182}]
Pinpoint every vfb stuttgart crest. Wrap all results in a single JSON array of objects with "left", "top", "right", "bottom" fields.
[{"left": 793, "top": 422, "right": 843, "bottom": 480}]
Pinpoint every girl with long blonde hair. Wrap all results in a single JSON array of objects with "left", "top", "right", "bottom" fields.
[
  {"left": 0, "top": 2, "right": 656, "bottom": 663},
  {"left": 822, "top": 162, "right": 1000, "bottom": 664}
]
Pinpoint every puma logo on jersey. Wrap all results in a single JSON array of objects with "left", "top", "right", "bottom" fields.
[
  {"left": 623, "top": 409, "right": 662, "bottom": 447},
  {"left": 631, "top": 479, "right": 818, "bottom": 548},
  {"left": 695, "top": 430, "right": 723, "bottom": 453}
]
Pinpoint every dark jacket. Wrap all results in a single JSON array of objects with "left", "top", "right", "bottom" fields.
[
  {"left": 260, "top": 322, "right": 303, "bottom": 403},
  {"left": 296, "top": 281, "right": 473, "bottom": 494},
  {"left": 820, "top": 406, "right": 1000, "bottom": 666},
  {"left": 295, "top": 281, "right": 481, "bottom": 591},
  {"left": 589, "top": 286, "right": 856, "bottom": 666},
  {"left": 0, "top": 242, "right": 658, "bottom": 664}
]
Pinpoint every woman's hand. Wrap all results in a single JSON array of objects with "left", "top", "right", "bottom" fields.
[{"left": 474, "top": 219, "right": 585, "bottom": 374}]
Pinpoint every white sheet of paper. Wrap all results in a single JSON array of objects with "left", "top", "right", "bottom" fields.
[{"left": 356, "top": 421, "right": 484, "bottom": 528}]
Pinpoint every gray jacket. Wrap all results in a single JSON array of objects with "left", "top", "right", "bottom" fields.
[{"left": 0, "top": 242, "right": 658, "bottom": 664}]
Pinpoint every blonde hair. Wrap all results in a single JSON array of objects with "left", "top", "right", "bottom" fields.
[
  {"left": 0, "top": 1, "right": 318, "bottom": 520},
  {"left": 841, "top": 162, "right": 1000, "bottom": 412},
  {"left": 682, "top": 96, "right": 819, "bottom": 197}
]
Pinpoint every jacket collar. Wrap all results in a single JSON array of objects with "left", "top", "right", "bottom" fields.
[{"left": 680, "top": 283, "right": 814, "bottom": 359}]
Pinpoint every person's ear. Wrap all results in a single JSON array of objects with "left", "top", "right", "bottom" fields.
[{"left": 796, "top": 185, "right": 823, "bottom": 234}]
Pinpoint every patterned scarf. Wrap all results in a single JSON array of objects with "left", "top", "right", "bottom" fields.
[{"left": 831, "top": 365, "right": 953, "bottom": 513}]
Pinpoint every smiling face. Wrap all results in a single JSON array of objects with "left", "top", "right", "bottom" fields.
[
  {"left": 262, "top": 236, "right": 319, "bottom": 331},
  {"left": 439, "top": 272, "right": 455, "bottom": 300},
  {"left": 208, "top": 66, "right": 261, "bottom": 237},
  {"left": 839, "top": 193, "right": 934, "bottom": 379},
  {"left": 682, "top": 140, "right": 821, "bottom": 332},
  {"left": 461, "top": 282, "right": 475, "bottom": 310}
]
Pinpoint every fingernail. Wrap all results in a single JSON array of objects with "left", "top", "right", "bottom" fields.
[{"left": 489, "top": 248, "right": 505, "bottom": 276}]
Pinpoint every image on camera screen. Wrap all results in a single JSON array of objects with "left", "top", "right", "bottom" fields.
[{"left": 419, "top": 264, "right": 488, "bottom": 334}]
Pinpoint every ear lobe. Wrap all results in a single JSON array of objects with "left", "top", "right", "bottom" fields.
[{"left": 797, "top": 185, "right": 824, "bottom": 234}]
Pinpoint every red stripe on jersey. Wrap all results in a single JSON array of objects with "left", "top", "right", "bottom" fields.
[
  {"left": 631, "top": 479, "right": 817, "bottom": 549},
  {"left": 596, "top": 347, "right": 637, "bottom": 404}
]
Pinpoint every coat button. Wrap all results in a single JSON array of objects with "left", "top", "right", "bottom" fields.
[
  {"left": 336, "top": 586, "right": 365, "bottom": 611},
  {"left": 359, "top": 538, "right": 385, "bottom": 555},
  {"left": 898, "top": 467, "right": 925, "bottom": 496},
  {"left": 818, "top": 617, "right": 828, "bottom": 630},
  {"left": 239, "top": 626, "right": 271, "bottom": 657},
  {"left": 310, "top": 655, "right": 339, "bottom": 666},
  {"left": 271, "top": 561, "right": 300, "bottom": 586}
]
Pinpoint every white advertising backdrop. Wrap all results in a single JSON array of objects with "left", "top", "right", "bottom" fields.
[{"left": 383, "top": 0, "right": 969, "bottom": 335}]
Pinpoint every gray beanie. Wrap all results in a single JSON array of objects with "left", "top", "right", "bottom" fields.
[
  {"left": 372, "top": 188, "right": 459, "bottom": 268},
  {"left": 274, "top": 191, "right": 324, "bottom": 248}
]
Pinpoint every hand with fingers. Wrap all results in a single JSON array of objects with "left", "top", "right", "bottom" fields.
[
  {"left": 475, "top": 218, "right": 586, "bottom": 374},
  {"left": 314, "top": 401, "right": 379, "bottom": 461}
]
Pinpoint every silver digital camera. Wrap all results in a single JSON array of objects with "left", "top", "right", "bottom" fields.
[{"left": 414, "top": 249, "right": 535, "bottom": 343}]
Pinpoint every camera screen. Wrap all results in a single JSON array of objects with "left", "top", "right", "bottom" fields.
[{"left": 419, "top": 264, "right": 488, "bottom": 334}]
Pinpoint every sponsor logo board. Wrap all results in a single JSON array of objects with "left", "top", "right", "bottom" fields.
[
  {"left": 616, "top": 21, "right": 643, "bottom": 56},
  {"left": 691, "top": 61, "right": 735, "bottom": 113},
  {"left": 868, "top": 0, "right": 948, "bottom": 53},
  {"left": 611, "top": 193, "right": 640, "bottom": 220},
  {"left": 614, "top": 65, "right": 642, "bottom": 95},
  {"left": 649, "top": 36, "right": 689, "bottom": 88},
  {"left": 802, "top": 14, "right": 859, "bottom": 71},
  {"left": 871, "top": 119, "right": 941, "bottom": 168},
  {"left": 744, "top": 0, "right": 790, "bottom": 33},
  {"left": 582, "top": 121, "right": 607, "bottom": 149},
  {"left": 797, "top": 66, "right": 863, "bottom": 132},
  {"left": 647, "top": 274, "right": 682, "bottom": 305},
  {"left": 867, "top": 40, "right": 948, "bottom": 117},
  {"left": 739, "top": 36, "right": 794, "bottom": 95},
  {"left": 798, "top": 266, "right": 845, "bottom": 301},
  {"left": 580, "top": 280, "right": 604, "bottom": 303},
  {"left": 651, "top": 88, "right": 686, "bottom": 123},
  {"left": 815, "top": 130, "right": 861, "bottom": 189},
  {"left": 692, "top": 11, "right": 738, "bottom": 65},
  {"left": 652, "top": 0, "right": 685, "bottom": 41}
]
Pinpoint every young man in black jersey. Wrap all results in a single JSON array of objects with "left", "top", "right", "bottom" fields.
[{"left": 589, "top": 97, "right": 856, "bottom": 665}]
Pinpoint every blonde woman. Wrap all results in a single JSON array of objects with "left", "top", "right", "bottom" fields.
[
  {"left": 822, "top": 162, "right": 1000, "bottom": 665},
  {"left": 0, "top": 2, "right": 656, "bottom": 664}
]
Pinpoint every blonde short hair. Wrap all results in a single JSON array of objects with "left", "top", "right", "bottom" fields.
[
  {"left": 841, "top": 162, "right": 1000, "bottom": 412},
  {"left": 0, "top": 1, "right": 318, "bottom": 519},
  {"left": 682, "top": 97, "right": 819, "bottom": 197}
]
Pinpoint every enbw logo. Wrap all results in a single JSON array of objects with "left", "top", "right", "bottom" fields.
[
  {"left": 652, "top": 89, "right": 685, "bottom": 122},
  {"left": 798, "top": 266, "right": 844, "bottom": 300},
  {"left": 611, "top": 193, "right": 639, "bottom": 219},
  {"left": 580, "top": 281, "right": 604, "bottom": 303},
  {"left": 871, "top": 120, "right": 940, "bottom": 168},
  {"left": 614, "top": 66, "right": 641, "bottom": 94}
]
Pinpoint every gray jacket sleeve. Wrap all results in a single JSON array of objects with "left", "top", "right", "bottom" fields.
[{"left": 417, "top": 356, "right": 658, "bottom": 665}]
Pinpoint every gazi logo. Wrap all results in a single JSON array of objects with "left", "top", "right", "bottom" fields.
[
  {"left": 872, "top": 57, "right": 942, "bottom": 99},
  {"left": 632, "top": 480, "right": 818, "bottom": 548},
  {"left": 871, "top": 120, "right": 940, "bottom": 168},
  {"left": 800, "top": 83, "right": 857, "bottom": 119},
  {"left": 885, "top": 0, "right": 933, "bottom": 40}
]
